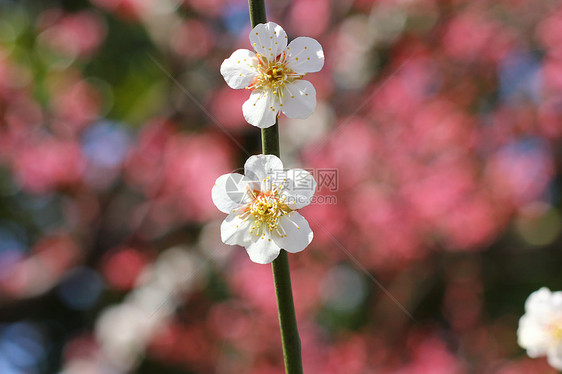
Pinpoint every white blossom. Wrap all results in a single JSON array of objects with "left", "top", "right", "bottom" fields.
[
  {"left": 212, "top": 154, "right": 315, "bottom": 264},
  {"left": 220, "top": 22, "right": 324, "bottom": 128},
  {"left": 93, "top": 247, "right": 202, "bottom": 372},
  {"left": 518, "top": 287, "right": 562, "bottom": 370}
]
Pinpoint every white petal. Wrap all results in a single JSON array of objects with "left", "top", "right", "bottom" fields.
[
  {"left": 280, "top": 168, "right": 316, "bottom": 209},
  {"left": 245, "top": 232, "right": 281, "bottom": 264},
  {"left": 517, "top": 315, "right": 549, "bottom": 356},
  {"left": 548, "top": 345, "right": 562, "bottom": 371},
  {"left": 242, "top": 89, "right": 280, "bottom": 128},
  {"left": 286, "top": 37, "right": 324, "bottom": 74},
  {"left": 280, "top": 80, "right": 316, "bottom": 119},
  {"left": 273, "top": 212, "right": 313, "bottom": 253},
  {"left": 249, "top": 22, "right": 287, "bottom": 62},
  {"left": 244, "top": 154, "right": 284, "bottom": 183},
  {"left": 212, "top": 173, "right": 256, "bottom": 214},
  {"left": 220, "top": 49, "right": 258, "bottom": 89},
  {"left": 220, "top": 210, "right": 253, "bottom": 247},
  {"left": 552, "top": 291, "right": 562, "bottom": 308},
  {"left": 525, "top": 287, "right": 555, "bottom": 316}
]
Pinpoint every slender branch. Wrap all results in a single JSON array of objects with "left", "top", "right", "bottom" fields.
[
  {"left": 271, "top": 249, "right": 303, "bottom": 374},
  {"left": 261, "top": 122, "right": 280, "bottom": 157},
  {"left": 248, "top": 0, "right": 267, "bottom": 27},
  {"left": 248, "top": 2, "right": 303, "bottom": 373}
]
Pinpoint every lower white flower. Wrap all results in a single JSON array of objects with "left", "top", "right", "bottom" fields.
[
  {"left": 518, "top": 287, "right": 562, "bottom": 370},
  {"left": 211, "top": 154, "right": 315, "bottom": 264}
]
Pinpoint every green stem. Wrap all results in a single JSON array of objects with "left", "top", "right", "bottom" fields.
[
  {"left": 248, "top": 0, "right": 266, "bottom": 27},
  {"left": 261, "top": 122, "right": 280, "bottom": 157},
  {"left": 248, "top": 2, "right": 303, "bottom": 373},
  {"left": 271, "top": 249, "right": 303, "bottom": 374}
]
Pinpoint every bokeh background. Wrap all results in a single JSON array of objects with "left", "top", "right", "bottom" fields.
[{"left": 0, "top": 0, "right": 561, "bottom": 373}]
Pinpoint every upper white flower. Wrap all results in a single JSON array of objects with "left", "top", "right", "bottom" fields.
[
  {"left": 518, "top": 287, "right": 562, "bottom": 370},
  {"left": 211, "top": 154, "right": 315, "bottom": 264},
  {"left": 220, "top": 22, "right": 324, "bottom": 129}
]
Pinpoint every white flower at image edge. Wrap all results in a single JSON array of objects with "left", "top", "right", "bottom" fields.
[
  {"left": 518, "top": 287, "right": 562, "bottom": 370},
  {"left": 211, "top": 154, "right": 315, "bottom": 264},
  {"left": 220, "top": 22, "right": 324, "bottom": 128}
]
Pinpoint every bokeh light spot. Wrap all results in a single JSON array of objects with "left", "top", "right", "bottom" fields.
[
  {"left": 58, "top": 267, "right": 104, "bottom": 310},
  {"left": 320, "top": 265, "right": 367, "bottom": 313},
  {"left": 101, "top": 248, "right": 147, "bottom": 291}
]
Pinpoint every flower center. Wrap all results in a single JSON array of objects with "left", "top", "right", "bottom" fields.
[
  {"left": 551, "top": 323, "right": 562, "bottom": 341},
  {"left": 239, "top": 187, "right": 292, "bottom": 239},
  {"left": 262, "top": 63, "right": 287, "bottom": 84},
  {"left": 250, "top": 192, "right": 290, "bottom": 230},
  {"left": 247, "top": 53, "right": 301, "bottom": 96}
]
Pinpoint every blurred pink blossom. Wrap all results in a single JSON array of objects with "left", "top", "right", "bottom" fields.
[
  {"left": 536, "top": 6, "right": 562, "bottom": 58},
  {"left": 91, "top": 0, "right": 151, "bottom": 20},
  {"left": 289, "top": 0, "right": 330, "bottom": 37},
  {"left": 37, "top": 10, "right": 107, "bottom": 58},
  {"left": 101, "top": 247, "right": 148, "bottom": 291},
  {"left": 442, "top": 12, "right": 513, "bottom": 63},
  {"left": 12, "top": 138, "right": 84, "bottom": 194},
  {"left": 396, "top": 333, "right": 466, "bottom": 374},
  {"left": 50, "top": 78, "right": 102, "bottom": 135},
  {"left": 171, "top": 20, "right": 214, "bottom": 59}
]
